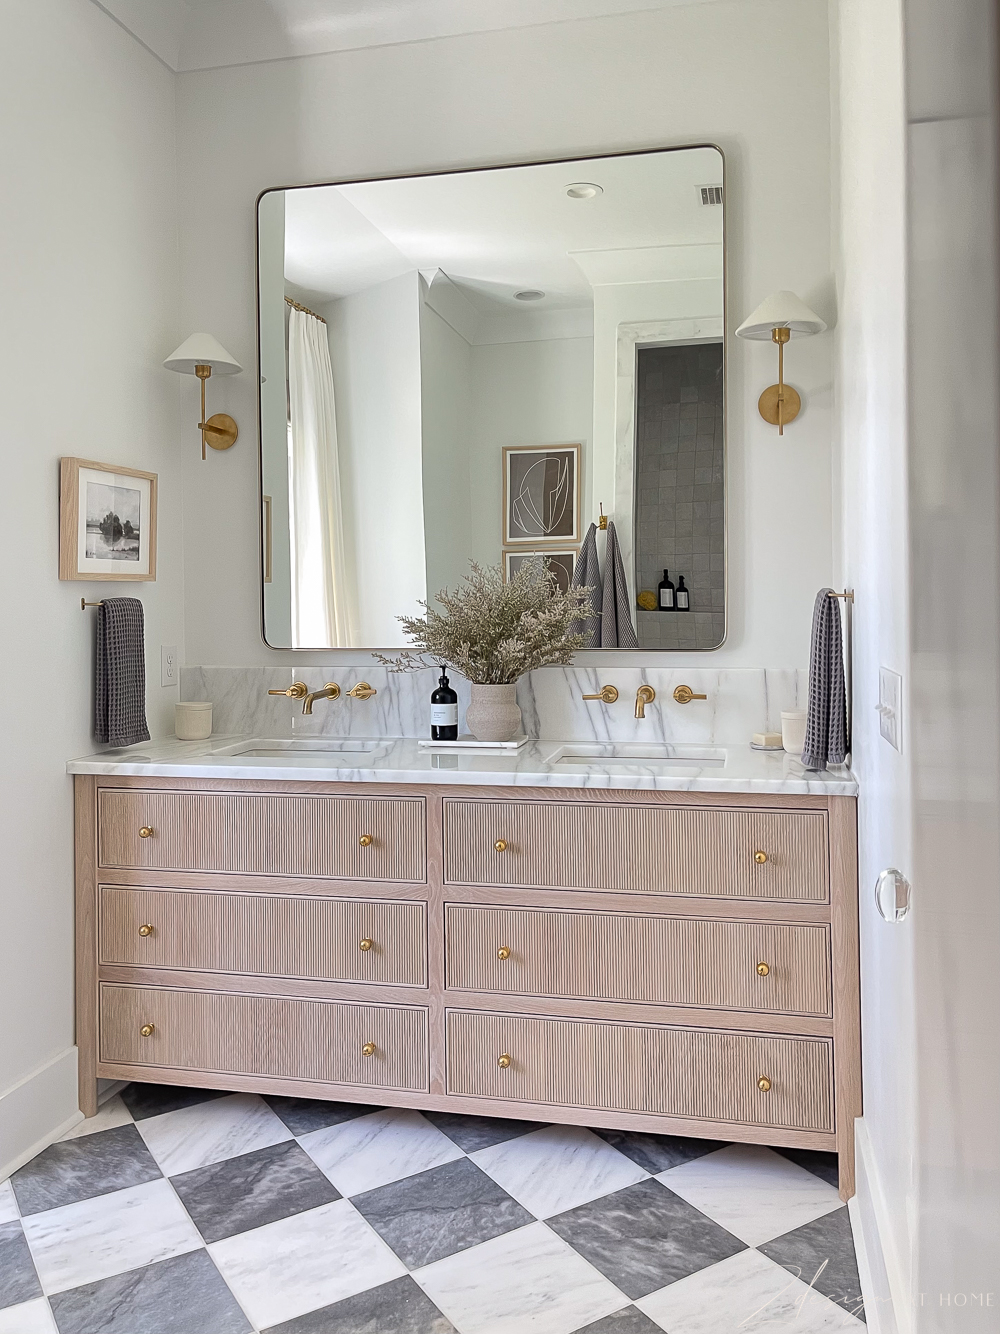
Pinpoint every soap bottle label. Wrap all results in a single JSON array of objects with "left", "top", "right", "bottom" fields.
[
  {"left": 431, "top": 703, "right": 459, "bottom": 726},
  {"left": 660, "top": 588, "right": 674, "bottom": 609},
  {"left": 676, "top": 588, "right": 689, "bottom": 609}
]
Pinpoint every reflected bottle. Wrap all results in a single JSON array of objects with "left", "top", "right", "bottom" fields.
[
  {"left": 676, "top": 575, "right": 690, "bottom": 610},
  {"left": 431, "top": 670, "right": 459, "bottom": 741},
  {"left": 658, "top": 569, "right": 675, "bottom": 610}
]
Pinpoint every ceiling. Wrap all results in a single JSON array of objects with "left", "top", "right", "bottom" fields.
[{"left": 93, "top": 0, "right": 746, "bottom": 71}]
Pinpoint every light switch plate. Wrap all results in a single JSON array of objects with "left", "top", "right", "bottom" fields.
[
  {"left": 878, "top": 667, "right": 902, "bottom": 751},
  {"left": 160, "top": 644, "right": 178, "bottom": 688}
]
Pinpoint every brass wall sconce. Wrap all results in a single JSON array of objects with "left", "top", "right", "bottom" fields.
[
  {"left": 736, "top": 291, "right": 826, "bottom": 435},
  {"left": 164, "top": 332, "right": 243, "bottom": 460}
]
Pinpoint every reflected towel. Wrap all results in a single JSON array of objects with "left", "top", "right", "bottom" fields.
[
  {"left": 570, "top": 522, "right": 602, "bottom": 647},
  {"left": 801, "top": 589, "right": 848, "bottom": 769},
  {"left": 95, "top": 597, "right": 150, "bottom": 748},
  {"left": 600, "top": 520, "right": 638, "bottom": 648}
]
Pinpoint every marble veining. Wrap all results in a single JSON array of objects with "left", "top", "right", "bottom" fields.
[
  {"left": 134, "top": 1093, "right": 292, "bottom": 1177},
  {"left": 298, "top": 1109, "right": 465, "bottom": 1199}
]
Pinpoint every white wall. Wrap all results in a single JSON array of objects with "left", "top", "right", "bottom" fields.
[
  {"left": 0, "top": 0, "right": 183, "bottom": 1166},
  {"left": 174, "top": 0, "right": 834, "bottom": 668}
]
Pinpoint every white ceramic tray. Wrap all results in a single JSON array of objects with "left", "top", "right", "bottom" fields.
[{"left": 417, "top": 734, "right": 530, "bottom": 752}]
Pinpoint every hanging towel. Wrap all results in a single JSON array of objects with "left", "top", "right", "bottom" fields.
[
  {"left": 801, "top": 589, "right": 848, "bottom": 769},
  {"left": 570, "top": 522, "right": 602, "bottom": 647},
  {"left": 95, "top": 597, "right": 150, "bottom": 748},
  {"left": 600, "top": 520, "right": 639, "bottom": 648}
]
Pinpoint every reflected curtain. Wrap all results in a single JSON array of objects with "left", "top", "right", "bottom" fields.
[{"left": 287, "top": 306, "right": 353, "bottom": 647}]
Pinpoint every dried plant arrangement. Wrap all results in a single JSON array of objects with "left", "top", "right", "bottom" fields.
[{"left": 375, "top": 558, "right": 593, "bottom": 685}]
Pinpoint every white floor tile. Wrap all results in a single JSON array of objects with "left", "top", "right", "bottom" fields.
[
  {"left": 298, "top": 1107, "right": 464, "bottom": 1197},
  {"left": 209, "top": 1197, "right": 406, "bottom": 1329},
  {"left": 0, "top": 1179, "right": 18, "bottom": 1223},
  {"left": 657, "top": 1144, "right": 842, "bottom": 1246},
  {"left": 414, "top": 1220, "right": 628, "bottom": 1334},
  {"left": 21, "top": 1178, "right": 203, "bottom": 1295},
  {"left": 59, "top": 1094, "right": 133, "bottom": 1141},
  {"left": 636, "top": 1248, "right": 864, "bottom": 1332},
  {"left": 135, "top": 1092, "right": 292, "bottom": 1176},
  {"left": 0, "top": 1298, "right": 58, "bottom": 1334},
  {"left": 470, "top": 1124, "right": 648, "bottom": 1219}
]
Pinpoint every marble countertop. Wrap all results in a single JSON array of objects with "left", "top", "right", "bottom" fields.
[{"left": 66, "top": 735, "right": 857, "bottom": 796}]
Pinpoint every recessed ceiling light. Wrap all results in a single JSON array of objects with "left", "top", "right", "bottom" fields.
[
  {"left": 514, "top": 289, "right": 545, "bottom": 301},
  {"left": 566, "top": 183, "right": 603, "bottom": 199}
]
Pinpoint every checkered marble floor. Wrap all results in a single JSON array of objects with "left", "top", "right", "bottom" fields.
[{"left": 0, "top": 1084, "right": 866, "bottom": 1333}]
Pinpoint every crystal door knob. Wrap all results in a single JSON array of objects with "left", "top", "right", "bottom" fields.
[
  {"left": 138, "top": 924, "right": 154, "bottom": 938},
  {"left": 756, "top": 961, "right": 770, "bottom": 977},
  {"left": 139, "top": 1024, "right": 155, "bottom": 1038},
  {"left": 359, "top": 938, "right": 374, "bottom": 951},
  {"left": 497, "top": 1053, "right": 512, "bottom": 1068},
  {"left": 757, "top": 1075, "right": 772, "bottom": 1092},
  {"left": 494, "top": 839, "right": 508, "bottom": 852},
  {"left": 139, "top": 827, "right": 154, "bottom": 838},
  {"left": 497, "top": 945, "right": 512, "bottom": 960},
  {"left": 361, "top": 1042, "right": 377, "bottom": 1057}
]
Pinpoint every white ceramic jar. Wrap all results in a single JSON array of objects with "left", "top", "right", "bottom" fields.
[
  {"left": 781, "top": 709, "right": 808, "bottom": 755},
  {"left": 175, "top": 701, "right": 213, "bottom": 740}
]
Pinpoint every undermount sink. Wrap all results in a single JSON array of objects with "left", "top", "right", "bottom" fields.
[
  {"left": 551, "top": 743, "right": 726, "bottom": 767},
  {"left": 216, "top": 738, "right": 383, "bottom": 757}
]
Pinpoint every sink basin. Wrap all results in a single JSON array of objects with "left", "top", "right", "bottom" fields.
[
  {"left": 551, "top": 743, "right": 726, "bottom": 767},
  {"left": 216, "top": 738, "right": 383, "bottom": 757}
]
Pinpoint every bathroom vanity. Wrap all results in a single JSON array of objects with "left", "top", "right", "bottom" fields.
[{"left": 71, "top": 741, "right": 859, "bottom": 1198}]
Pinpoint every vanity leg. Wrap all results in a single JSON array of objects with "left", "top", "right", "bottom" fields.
[{"left": 75, "top": 775, "right": 99, "bottom": 1118}]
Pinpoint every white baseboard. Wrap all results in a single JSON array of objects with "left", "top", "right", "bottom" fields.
[
  {"left": 850, "top": 1117, "right": 910, "bottom": 1334},
  {"left": 0, "top": 1047, "right": 83, "bottom": 1182}
]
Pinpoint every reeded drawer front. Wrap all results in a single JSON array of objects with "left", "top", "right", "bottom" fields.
[
  {"left": 98, "top": 789, "right": 426, "bottom": 881},
  {"left": 100, "top": 886, "right": 427, "bottom": 986},
  {"left": 100, "top": 985, "right": 428, "bottom": 1091},
  {"left": 445, "top": 905, "right": 831, "bottom": 1015},
  {"left": 443, "top": 800, "right": 828, "bottom": 902},
  {"left": 447, "top": 1010, "right": 833, "bottom": 1131}
]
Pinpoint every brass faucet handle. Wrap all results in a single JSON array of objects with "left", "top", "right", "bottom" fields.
[
  {"left": 582, "top": 685, "right": 619, "bottom": 704},
  {"left": 268, "top": 681, "right": 308, "bottom": 699},
  {"left": 347, "top": 682, "right": 378, "bottom": 700},
  {"left": 673, "top": 685, "right": 708, "bottom": 705}
]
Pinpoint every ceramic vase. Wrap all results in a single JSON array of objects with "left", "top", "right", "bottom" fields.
[{"left": 465, "top": 683, "right": 522, "bottom": 742}]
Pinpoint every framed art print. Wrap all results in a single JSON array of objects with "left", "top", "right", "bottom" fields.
[
  {"left": 504, "top": 547, "right": 578, "bottom": 596},
  {"left": 503, "top": 443, "right": 581, "bottom": 546},
  {"left": 59, "top": 457, "right": 157, "bottom": 581}
]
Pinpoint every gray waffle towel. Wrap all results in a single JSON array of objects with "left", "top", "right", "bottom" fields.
[
  {"left": 570, "top": 522, "right": 602, "bottom": 647},
  {"left": 600, "top": 520, "right": 638, "bottom": 648},
  {"left": 95, "top": 597, "right": 150, "bottom": 747},
  {"left": 801, "top": 588, "right": 848, "bottom": 769}
]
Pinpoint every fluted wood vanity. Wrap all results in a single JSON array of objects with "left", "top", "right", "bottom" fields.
[{"left": 74, "top": 765, "right": 860, "bottom": 1198}]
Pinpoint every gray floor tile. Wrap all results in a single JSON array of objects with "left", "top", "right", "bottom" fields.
[
  {"left": 759, "top": 1205, "right": 866, "bottom": 1322},
  {"left": 421, "top": 1111, "right": 545, "bottom": 1152},
  {"left": 0, "top": 1221, "right": 42, "bottom": 1310},
  {"left": 772, "top": 1146, "right": 840, "bottom": 1189},
  {"left": 11, "top": 1124, "right": 161, "bottom": 1215},
  {"left": 120, "top": 1083, "right": 227, "bottom": 1122},
  {"left": 170, "top": 1140, "right": 341, "bottom": 1243},
  {"left": 547, "top": 1178, "right": 746, "bottom": 1298},
  {"left": 48, "top": 1250, "right": 250, "bottom": 1334},
  {"left": 573, "top": 1308, "right": 663, "bottom": 1333},
  {"left": 263, "top": 1096, "right": 384, "bottom": 1136},
  {"left": 351, "top": 1157, "right": 533, "bottom": 1268},
  {"left": 262, "top": 1274, "right": 456, "bottom": 1333},
  {"left": 591, "top": 1130, "right": 726, "bottom": 1175}
]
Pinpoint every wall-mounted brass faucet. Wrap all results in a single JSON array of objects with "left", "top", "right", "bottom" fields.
[
  {"left": 635, "top": 685, "right": 656, "bottom": 719},
  {"left": 301, "top": 683, "right": 341, "bottom": 715},
  {"left": 267, "top": 680, "right": 342, "bottom": 715},
  {"left": 673, "top": 685, "right": 708, "bottom": 704},
  {"left": 268, "top": 681, "right": 308, "bottom": 701},
  {"left": 582, "top": 685, "right": 619, "bottom": 704},
  {"left": 347, "top": 682, "right": 378, "bottom": 700}
]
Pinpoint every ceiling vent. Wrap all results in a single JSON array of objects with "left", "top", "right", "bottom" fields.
[{"left": 699, "top": 185, "right": 724, "bottom": 206}]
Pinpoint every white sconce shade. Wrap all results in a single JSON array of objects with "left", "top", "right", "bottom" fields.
[
  {"left": 735, "top": 291, "right": 826, "bottom": 434},
  {"left": 164, "top": 333, "right": 242, "bottom": 460}
]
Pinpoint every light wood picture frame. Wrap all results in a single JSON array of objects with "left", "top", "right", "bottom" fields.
[
  {"left": 502, "top": 443, "right": 582, "bottom": 546},
  {"left": 59, "top": 457, "right": 158, "bottom": 582}
]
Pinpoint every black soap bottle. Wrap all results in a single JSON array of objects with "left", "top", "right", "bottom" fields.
[
  {"left": 430, "top": 670, "right": 459, "bottom": 741},
  {"left": 676, "top": 575, "right": 690, "bottom": 610},
  {"left": 657, "top": 569, "right": 675, "bottom": 610}
]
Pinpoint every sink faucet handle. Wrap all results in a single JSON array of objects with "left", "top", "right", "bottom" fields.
[
  {"left": 673, "top": 685, "right": 708, "bottom": 705},
  {"left": 347, "top": 682, "right": 378, "bottom": 700},
  {"left": 268, "top": 682, "right": 308, "bottom": 699},
  {"left": 582, "top": 685, "right": 619, "bottom": 704},
  {"left": 634, "top": 685, "right": 656, "bottom": 718}
]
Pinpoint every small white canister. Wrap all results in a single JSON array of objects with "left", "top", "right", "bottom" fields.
[
  {"left": 781, "top": 709, "right": 808, "bottom": 756},
  {"left": 175, "top": 701, "right": 213, "bottom": 741}
]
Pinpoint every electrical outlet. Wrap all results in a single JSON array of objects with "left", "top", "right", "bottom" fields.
[
  {"left": 877, "top": 667, "right": 902, "bottom": 752},
  {"left": 160, "top": 645, "right": 178, "bottom": 688}
]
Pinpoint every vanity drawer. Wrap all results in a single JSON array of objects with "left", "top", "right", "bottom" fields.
[
  {"left": 443, "top": 800, "right": 828, "bottom": 902},
  {"left": 445, "top": 905, "right": 831, "bottom": 1016},
  {"left": 447, "top": 1010, "right": 833, "bottom": 1132},
  {"left": 98, "top": 789, "right": 426, "bottom": 882},
  {"left": 100, "top": 984, "right": 429, "bottom": 1091},
  {"left": 100, "top": 886, "right": 427, "bottom": 986}
]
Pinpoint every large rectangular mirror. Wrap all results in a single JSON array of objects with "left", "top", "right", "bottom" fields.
[{"left": 257, "top": 146, "right": 725, "bottom": 650}]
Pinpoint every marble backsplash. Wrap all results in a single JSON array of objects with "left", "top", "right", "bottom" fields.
[{"left": 179, "top": 665, "right": 808, "bottom": 746}]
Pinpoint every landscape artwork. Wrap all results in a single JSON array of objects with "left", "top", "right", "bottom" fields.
[
  {"left": 85, "top": 482, "right": 141, "bottom": 561},
  {"left": 59, "top": 457, "right": 157, "bottom": 582}
]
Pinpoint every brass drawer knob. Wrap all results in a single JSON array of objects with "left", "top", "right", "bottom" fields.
[
  {"left": 138, "top": 924, "right": 154, "bottom": 938},
  {"left": 361, "top": 1041, "right": 377, "bottom": 1057},
  {"left": 754, "top": 850, "right": 768, "bottom": 864},
  {"left": 757, "top": 1075, "right": 772, "bottom": 1092},
  {"left": 359, "top": 938, "right": 374, "bottom": 952},
  {"left": 139, "top": 827, "right": 154, "bottom": 839},
  {"left": 139, "top": 1023, "right": 155, "bottom": 1038},
  {"left": 756, "top": 961, "right": 770, "bottom": 977},
  {"left": 494, "top": 839, "right": 508, "bottom": 853},
  {"left": 497, "top": 945, "right": 512, "bottom": 961},
  {"left": 359, "top": 834, "right": 374, "bottom": 847},
  {"left": 497, "top": 1052, "right": 512, "bottom": 1069}
]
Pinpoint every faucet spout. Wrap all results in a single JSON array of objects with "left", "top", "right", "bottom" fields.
[
  {"left": 302, "top": 682, "right": 341, "bottom": 715},
  {"left": 635, "top": 685, "right": 656, "bottom": 719}
]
